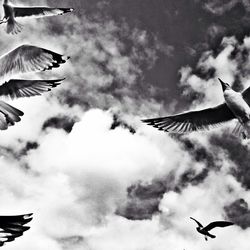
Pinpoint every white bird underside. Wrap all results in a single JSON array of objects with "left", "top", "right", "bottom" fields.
[{"left": 142, "top": 80, "right": 250, "bottom": 138}]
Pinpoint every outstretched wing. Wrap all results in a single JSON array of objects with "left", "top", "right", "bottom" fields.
[
  {"left": 203, "top": 221, "right": 234, "bottom": 231},
  {"left": 190, "top": 217, "right": 203, "bottom": 228},
  {"left": 242, "top": 86, "right": 250, "bottom": 106},
  {"left": 0, "top": 213, "right": 33, "bottom": 246},
  {"left": 0, "top": 78, "right": 65, "bottom": 99},
  {"left": 13, "top": 7, "right": 74, "bottom": 19},
  {"left": 0, "top": 44, "right": 69, "bottom": 80},
  {"left": 142, "top": 104, "right": 235, "bottom": 133}
]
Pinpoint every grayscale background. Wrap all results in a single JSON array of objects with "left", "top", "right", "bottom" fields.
[{"left": 1, "top": 1, "right": 250, "bottom": 250}]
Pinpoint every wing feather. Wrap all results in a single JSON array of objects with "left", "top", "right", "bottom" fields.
[
  {"left": 0, "top": 101, "right": 23, "bottom": 130},
  {"left": 0, "top": 78, "right": 65, "bottom": 99},
  {"left": 203, "top": 221, "right": 234, "bottom": 231},
  {"left": 142, "top": 104, "right": 235, "bottom": 133},
  {"left": 0, "top": 45, "right": 69, "bottom": 80},
  {"left": 190, "top": 217, "right": 203, "bottom": 228},
  {"left": 14, "top": 6, "right": 74, "bottom": 18},
  {"left": 0, "top": 214, "right": 32, "bottom": 246}
]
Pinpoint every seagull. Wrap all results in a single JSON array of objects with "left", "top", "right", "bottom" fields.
[
  {"left": 0, "top": 0, "right": 74, "bottom": 34},
  {"left": 0, "top": 44, "right": 68, "bottom": 130},
  {"left": 142, "top": 78, "right": 250, "bottom": 139},
  {"left": 190, "top": 217, "right": 233, "bottom": 241},
  {"left": 0, "top": 213, "right": 32, "bottom": 246}
]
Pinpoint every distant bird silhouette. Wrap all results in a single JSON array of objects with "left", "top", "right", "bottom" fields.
[
  {"left": 142, "top": 78, "right": 250, "bottom": 139},
  {"left": 0, "top": 0, "right": 74, "bottom": 34},
  {"left": 0, "top": 44, "right": 68, "bottom": 130},
  {"left": 190, "top": 217, "right": 233, "bottom": 241},
  {"left": 0, "top": 213, "right": 32, "bottom": 246}
]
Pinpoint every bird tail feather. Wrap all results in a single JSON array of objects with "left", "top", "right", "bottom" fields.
[
  {"left": 232, "top": 121, "right": 248, "bottom": 139},
  {"left": 6, "top": 18, "right": 23, "bottom": 35}
]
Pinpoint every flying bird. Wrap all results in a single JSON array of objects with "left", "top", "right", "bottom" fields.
[
  {"left": 142, "top": 78, "right": 250, "bottom": 139},
  {"left": 0, "top": 44, "right": 68, "bottom": 130},
  {"left": 190, "top": 217, "right": 233, "bottom": 241},
  {"left": 0, "top": 213, "right": 32, "bottom": 246},
  {"left": 0, "top": 0, "right": 74, "bottom": 34}
]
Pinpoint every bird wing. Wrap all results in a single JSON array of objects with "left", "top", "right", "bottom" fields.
[
  {"left": 13, "top": 6, "right": 74, "bottom": 18},
  {"left": 142, "top": 103, "right": 235, "bottom": 133},
  {"left": 241, "top": 86, "right": 250, "bottom": 106},
  {"left": 0, "top": 78, "right": 65, "bottom": 99},
  {"left": 0, "top": 44, "right": 69, "bottom": 80},
  {"left": 0, "top": 101, "right": 23, "bottom": 130},
  {"left": 0, "top": 214, "right": 32, "bottom": 246},
  {"left": 190, "top": 217, "right": 203, "bottom": 228},
  {"left": 203, "top": 221, "right": 234, "bottom": 231}
]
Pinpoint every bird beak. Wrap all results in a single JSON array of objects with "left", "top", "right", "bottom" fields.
[{"left": 218, "top": 78, "right": 227, "bottom": 92}]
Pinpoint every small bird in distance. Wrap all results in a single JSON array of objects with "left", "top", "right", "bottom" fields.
[
  {"left": 190, "top": 217, "right": 234, "bottom": 241},
  {"left": 142, "top": 78, "right": 250, "bottom": 139},
  {"left": 0, "top": 0, "right": 74, "bottom": 34}
]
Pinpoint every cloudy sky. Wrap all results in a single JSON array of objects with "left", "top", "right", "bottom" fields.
[{"left": 1, "top": 0, "right": 250, "bottom": 249}]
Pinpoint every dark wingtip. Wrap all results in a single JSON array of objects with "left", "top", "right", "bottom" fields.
[
  {"left": 141, "top": 118, "right": 152, "bottom": 123},
  {"left": 218, "top": 78, "right": 223, "bottom": 84}
]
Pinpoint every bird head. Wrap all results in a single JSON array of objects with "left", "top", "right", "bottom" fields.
[{"left": 218, "top": 78, "right": 231, "bottom": 92}]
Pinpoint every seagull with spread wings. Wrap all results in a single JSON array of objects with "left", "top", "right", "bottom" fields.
[
  {"left": 0, "top": 0, "right": 74, "bottom": 34},
  {"left": 0, "top": 44, "right": 69, "bottom": 130},
  {"left": 190, "top": 217, "right": 234, "bottom": 241},
  {"left": 142, "top": 78, "right": 250, "bottom": 139},
  {"left": 0, "top": 213, "right": 32, "bottom": 246}
]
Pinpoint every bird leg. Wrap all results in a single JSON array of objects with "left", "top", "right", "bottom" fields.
[{"left": 205, "top": 236, "right": 208, "bottom": 241}]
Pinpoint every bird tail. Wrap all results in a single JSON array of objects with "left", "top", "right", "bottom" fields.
[
  {"left": 6, "top": 18, "right": 23, "bottom": 35},
  {"left": 207, "top": 232, "right": 216, "bottom": 239},
  {"left": 232, "top": 121, "right": 248, "bottom": 139},
  {"left": 0, "top": 101, "right": 24, "bottom": 130}
]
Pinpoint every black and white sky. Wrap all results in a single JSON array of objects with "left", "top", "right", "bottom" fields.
[{"left": 1, "top": 0, "right": 250, "bottom": 249}]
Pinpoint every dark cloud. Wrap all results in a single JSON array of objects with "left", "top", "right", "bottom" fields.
[
  {"left": 71, "top": 0, "right": 250, "bottom": 109},
  {"left": 20, "top": 141, "right": 39, "bottom": 156},
  {"left": 110, "top": 114, "right": 136, "bottom": 134},
  {"left": 58, "top": 235, "right": 85, "bottom": 249},
  {"left": 116, "top": 136, "right": 223, "bottom": 220},
  {"left": 224, "top": 198, "right": 250, "bottom": 229},
  {"left": 42, "top": 116, "right": 77, "bottom": 133},
  {"left": 0, "top": 141, "right": 39, "bottom": 160},
  {"left": 210, "top": 133, "right": 250, "bottom": 190},
  {"left": 116, "top": 176, "right": 174, "bottom": 220}
]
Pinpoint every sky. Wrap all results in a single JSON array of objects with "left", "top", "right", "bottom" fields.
[{"left": 0, "top": 0, "right": 250, "bottom": 250}]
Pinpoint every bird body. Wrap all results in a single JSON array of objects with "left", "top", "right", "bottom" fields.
[
  {"left": 224, "top": 89, "right": 250, "bottom": 123},
  {"left": 190, "top": 217, "right": 233, "bottom": 241},
  {"left": 142, "top": 78, "right": 250, "bottom": 139},
  {"left": 196, "top": 227, "right": 216, "bottom": 239},
  {"left": 1, "top": 0, "right": 74, "bottom": 34}
]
